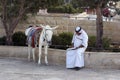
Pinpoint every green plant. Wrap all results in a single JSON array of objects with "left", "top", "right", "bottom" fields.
[
  {"left": 88, "top": 35, "right": 111, "bottom": 50},
  {"left": 12, "top": 31, "right": 27, "bottom": 46},
  {"left": 48, "top": 6, "right": 65, "bottom": 13},
  {"left": 88, "top": 36, "right": 96, "bottom": 47},
  {"left": 63, "top": 4, "right": 76, "bottom": 13},
  {"left": 52, "top": 35, "right": 62, "bottom": 45},
  {"left": 51, "top": 32, "right": 73, "bottom": 49},
  {"left": 102, "top": 37, "right": 111, "bottom": 49},
  {"left": 52, "top": 34, "right": 111, "bottom": 51},
  {"left": 58, "top": 32, "right": 73, "bottom": 45},
  {"left": 48, "top": 4, "right": 77, "bottom": 13},
  {"left": 0, "top": 36, "right": 6, "bottom": 45}
]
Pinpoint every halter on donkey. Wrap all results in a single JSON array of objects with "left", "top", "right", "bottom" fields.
[{"left": 25, "top": 25, "right": 58, "bottom": 65}]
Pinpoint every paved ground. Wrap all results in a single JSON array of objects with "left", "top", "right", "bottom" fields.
[{"left": 0, "top": 58, "right": 120, "bottom": 80}]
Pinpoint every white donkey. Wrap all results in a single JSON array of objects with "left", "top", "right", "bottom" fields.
[{"left": 25, "top": 25, "right": 58, "bottom": 65}]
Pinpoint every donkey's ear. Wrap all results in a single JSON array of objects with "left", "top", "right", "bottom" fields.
[{"left": 52, "top": 25, "right": 59, "bottom": 30}]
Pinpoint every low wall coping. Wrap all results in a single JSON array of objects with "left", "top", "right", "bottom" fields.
[{"left": 0, "top": 46, "right": 120, "bottom": 69}]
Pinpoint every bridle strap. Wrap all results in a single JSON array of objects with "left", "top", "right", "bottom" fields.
[{"left": 43, "top": 29, "right": 53, "bottom": 43}]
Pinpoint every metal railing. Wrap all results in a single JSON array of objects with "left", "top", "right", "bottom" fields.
[{"left": 69, "top": 16, "right": 120, "bottom": 22}]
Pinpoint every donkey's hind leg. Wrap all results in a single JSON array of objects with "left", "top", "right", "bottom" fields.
[
  {"left": 28, "top": 44, "right": 31, "bottom": 61},
  {"left": 32, "top": 48, "right": 36, "bottom": 62},
  {"left": 38, "top": 45, "right": 42, "bottom": 65},
  {"left": 32, "top": 43, "right": 38, "bottom": 62},
  {"left": 44, "top": 45, "right": 48, "bottom": 65}
]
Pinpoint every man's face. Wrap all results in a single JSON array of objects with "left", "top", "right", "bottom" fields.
[{"left": 76, "top": 31, "right": 81, "bottom": 35}]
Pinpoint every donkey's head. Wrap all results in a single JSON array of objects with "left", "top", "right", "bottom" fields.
[{"left": 40, "top": 24, "right": 58, "bottom": 45}]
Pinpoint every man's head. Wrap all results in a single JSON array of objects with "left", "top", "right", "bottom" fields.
[
  {"left": 75, "top": 26, "right": 82, "bottom": 35},
  {"left": 28, "top": 25, "right": 33, "bottom": 28}
]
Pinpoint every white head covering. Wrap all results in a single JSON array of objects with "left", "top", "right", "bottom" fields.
[{"left": 75, "top": 26, "right": 82, "bottom": 33}]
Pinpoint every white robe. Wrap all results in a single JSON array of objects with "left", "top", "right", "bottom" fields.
[{"left": 66, "top": 29, "right": 88, "bottom": 68}]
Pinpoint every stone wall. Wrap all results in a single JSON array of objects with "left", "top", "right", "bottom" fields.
[
  {"left": 0, "top": 46, "right": 120, "bottom": 69},
  {"left": 0, "top": 14, "right": 120, "bottom": 42}
]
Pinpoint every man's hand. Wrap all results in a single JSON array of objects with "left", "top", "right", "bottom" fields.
[
  {"left": 80, "top": 45, "right": 84, "bottom": 48},
  {"left": 75, "top": 45, "right": 84, "bottom": 49}
]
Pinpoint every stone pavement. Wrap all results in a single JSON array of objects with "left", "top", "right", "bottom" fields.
[{"left": 0, "top": 58, "right": 120, "bottom": 80}]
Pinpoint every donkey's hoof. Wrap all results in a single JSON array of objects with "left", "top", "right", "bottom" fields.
[
  {"left": 28, "top": 59, "right": 31, "bottom": 62},
  {"left": 45, "top": 63, "right": 49, "bottom": 66},
  {"left": 38, "top": 62, "right": 41, "bottom": 65},
  {"left": 33, "top": 60, "right": 36, "bottom": 62}
]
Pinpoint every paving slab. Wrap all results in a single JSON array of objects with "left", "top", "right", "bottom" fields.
[{"left": 0, "top": 58, "right": 120, "bottom": 80}]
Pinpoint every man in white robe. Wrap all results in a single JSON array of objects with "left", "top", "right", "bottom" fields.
[{"left": 66, "top": 26, "right": 88, "bottom": 70}]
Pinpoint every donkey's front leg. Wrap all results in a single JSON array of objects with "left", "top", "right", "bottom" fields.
[
  {"left": 38, "top": 45, "right": 42, "bottom": 65},
  {"left": 44, "top": 45, "right": 48, "bottom": 65}
]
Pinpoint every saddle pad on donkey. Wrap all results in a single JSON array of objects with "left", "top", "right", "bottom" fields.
[{"left": 27, "top": 27, "right": 42, "bottom": 48}]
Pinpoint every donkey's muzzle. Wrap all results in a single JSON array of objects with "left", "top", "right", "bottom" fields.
[{"left": 47, "top": 41, "right": 52, "bottom": 45}]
